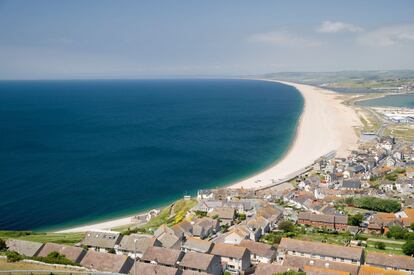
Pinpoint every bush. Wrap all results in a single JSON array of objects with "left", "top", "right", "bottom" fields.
[
  {"left": 278, "top": 220, "right": 295, "bottom": 232},
  {"left": 375, "top": 241, "right": 386, "bottom": 250},
  {"left": 34, "top": 251, "right": 79, "bottom": 266},
  {"left": 385, "top": 173, "right": 398, "bottom": 181},
  {"left": 403, "top": 240, "right": 414, "bottom": 256},
  {"left": 5, "top": 251, "right": 23, "bottom": 262},
  {"left": 238, "top": 213, "right": 246, "bottom": 221},
  {"left": 349, "top": 197, "right": 401, "bottom": 213},
  {"left": 386, "top": 226, "right": 408, "bottom": 239},
  {"left": 0, "top": 238, "right": 6, "bottom": 251},
  {"left": 195, "top": 211, "right": 207, "bottom": 218},
  {"left": 405, "top": 232, "right": 414, "bottom": 240},
  {"left": 354, "top": 234, "right": 368, "bottom": 241}
]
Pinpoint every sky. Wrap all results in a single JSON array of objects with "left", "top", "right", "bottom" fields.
[{"left": 0, "top": 0, "right": 414, "bottom": 79}]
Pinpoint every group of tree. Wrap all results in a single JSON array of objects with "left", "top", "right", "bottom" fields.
[
  {"left": 344, "top": 197, "right": 401, "bottom": 213},
  {"left": 348, "top": 213, "right": 364, "bottom": 226}
]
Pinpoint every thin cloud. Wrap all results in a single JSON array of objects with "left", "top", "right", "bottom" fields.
[
  {"left": 317, "top": 21, "right": 363, "bottom": 33},
  {"left": 250, "top": 30, "right": 322, "bottom": 47},
  {"left": 357, "top": 24, "right": 414, "bottom": 47}
]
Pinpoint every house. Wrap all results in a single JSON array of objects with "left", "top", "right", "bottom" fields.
[
  {"left": 192, "top": 217, "right": 220, "bottom": 239},
  {"left": 210, "top": 243, "right": 251, "bottom": 272},
  {"left": 37, "top": 243, "right": 86, "bottom": 263},
  {"left": 80, "top": 250, "right": 134, "bottom": 274},
  {"left": 154, "top": 224, "right": 184, "bottom": 249},
  {"left": 256, "top": 205, "right": 283, "bottom": 229},
  {"left": 358, "top": 265, "right": 409, "bottom": 275},
  {"left": 130, "top": 262, "right": 180, "bottom": 275},
  {"left": 368, "top": 213, "right": 400, "bottom": 234},
  {"left": 140, "top": 246, "right": 184, "bottom": 268},
  {"left": 116, "top": 235, "right": 161, "bottom": 258},
  {"left": 247, "top": 216, "right": 270, "bottom": 235},
  {"left": 80, "top": 230, "right": 122, "bottom": 252},
  {"left": 197, "top": 189, "right": 215, "bottom": 200},
  {"left": 283, "top": 255, "right": 360, "bottom": 275},
  {"left": 5, "top": 239, "right": 44, "bottom": 257},
  {"left": 224, "top": 227, "right": 250, "bottom": 245},
  {"left": 277, "top": 238, "right": 363, "bottom": 265},
  {"left": 208, "top": 207, "right": 236, "bottom": 226},
  {"left": 172, "top": 221, "right": 193, "bottom": 237},
  {"left": 179, "top": 251, "right": 222, "bottom": 275},
  {"left": 342, "top": 180, "right": 362, "bottom": 190},
  {"left": 254, "top": 263, "right": 299, "bottom": 275},
  {"left": 396, "top": 208, "right": 414, "bottom": 227},
  {"left": 192, "top": 200, "right": 223, "bottom": 213},
  {"left": 297, "top": 212, "right": 348, "bottom": 231},
  {"left": 239, "top": 239, "right": 276, "bottom": 263},
  {"left": 181, "top": 237, "right": 214, "bottom": 254},
  {"left": 365, "top": 252, "right": 414, "bottom": 273}
]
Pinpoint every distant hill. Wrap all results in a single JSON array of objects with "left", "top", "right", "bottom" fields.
[{"left": 258, "top": 70, "right": 414, "bottom": 94}]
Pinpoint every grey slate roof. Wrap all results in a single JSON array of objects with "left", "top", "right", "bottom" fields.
[
  {"left": 179, "top": 251, "right": 219, "bottom": 271},
  {"left": 181, "top": 237, "right": 214, "bottom": 253},
  {"left": 366, "top": 252, "right": 414, "bottom": 271},
  {"left": 283, "top": 255, "right": 360, "bottom": 275},
  {"left": 6, "top": 239, "right": 44, "bottom": 257},
  {"left": 278, "top": 238, "right": 363, "bottom": 261},
  {"left": 210, "top": 243, "right": 250, "bottom": 260},
  {"left": 80, "top": 250, "right": 134, "bottom": 273},
  {"left": 37, "top": 243, "right": 86, "bottom": 263},
  {"left": 130, "top": 262, "right": 179, "bottom": 275},
  {"left": 239, "top": 239, "right": 275, "bottom": 258},
  {"left": 141, "top": 246, "right": 184, "bottom": 267},
  {"left": 117, "top": 235, "right": 161, "bottom": 253},
  {"left": 81, "top": 230, "right": 121, "bottom": 249}
]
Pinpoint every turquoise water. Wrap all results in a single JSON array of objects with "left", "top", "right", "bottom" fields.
[
  {"left": 358, "top": 93, "right": 414, "bottom": 108},
  {"left": 0, "top": 79, "right": 303, "bottom": 231}
]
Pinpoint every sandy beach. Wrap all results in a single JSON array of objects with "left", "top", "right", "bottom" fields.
[
  {"left": 230, "top": 79, "right": 361, "bottom": 189},
  {"left": 57, "top": 80, "right": 361, "bottom": 233}
]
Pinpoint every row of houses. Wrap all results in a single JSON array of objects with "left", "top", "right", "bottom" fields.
[{"left": 9, "top": 234, "right": 414, "bottom": 275}]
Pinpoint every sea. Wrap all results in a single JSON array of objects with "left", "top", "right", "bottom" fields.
[
  {"left": 0, "top": 79, "right": 303, "bottom": 231},
  {"left": 358, "top": 93, "right": 414, "bottom": 108}
]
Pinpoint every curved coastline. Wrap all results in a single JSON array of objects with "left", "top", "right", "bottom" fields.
[
  {"left": 56, "top": 80, "right": 361, "bottom": 233},
  {"left": 229, "top": 79, "right": 361, "bottom": 189}
]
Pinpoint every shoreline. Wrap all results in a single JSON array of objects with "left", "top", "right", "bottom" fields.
[
  {"left": 228, "top": 79, "right": 361, "bottom": 189},
  {"left": 56, "top": 79, "right": 361, "bottom": 233}
]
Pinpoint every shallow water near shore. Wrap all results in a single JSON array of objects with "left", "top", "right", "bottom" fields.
[{"left": 0, "top": 79, "right": 303, "bottom": 231}]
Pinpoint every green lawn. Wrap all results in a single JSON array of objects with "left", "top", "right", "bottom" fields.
[{"left": 0, "top": 231, "right": 84, "bottom": 245}]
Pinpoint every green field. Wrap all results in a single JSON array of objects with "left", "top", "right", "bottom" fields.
[{"left": 0, "top": 231, "right": 84, "bottom": 245}]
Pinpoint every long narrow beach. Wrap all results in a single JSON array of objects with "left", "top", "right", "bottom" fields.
[{"left": 57, "top": 80, "right": 361, "bottom": 233}]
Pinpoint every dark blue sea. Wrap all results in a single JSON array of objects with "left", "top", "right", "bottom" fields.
[{"left": 0, "top": 79, "right": 303, "bottom": 231}]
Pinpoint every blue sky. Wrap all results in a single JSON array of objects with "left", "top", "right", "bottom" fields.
[{"left": 0, "top": 0, "right": 413, "bottom": 79}]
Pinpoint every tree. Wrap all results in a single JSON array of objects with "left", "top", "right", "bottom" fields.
[
  {"left": 402, "top": 240, "right": 414, "bottom": 256},
  {"left": 386, "top": 226, "right": 408, "bottom": 239},
  {"left": 0, "top": 238, "right": 6, "bottom": 251},
  {"left": 410, "top": 223, "right": 414, "bottom": 231},
  {"left": 348, "top": 214, "right": 363, "bottom": 226},
  {"left": 5, "top": 251, "right": 23, "bottom": 262},
  {"left": 375, "top": 241, "right": 386, "bottom": 250},
  {"left": 278, "top": 220, "right": 295, "bottom": 232}
]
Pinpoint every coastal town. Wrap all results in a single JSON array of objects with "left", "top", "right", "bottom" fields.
[{"left": 3, "top": 119, "right": 414, "bottom": 275}]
